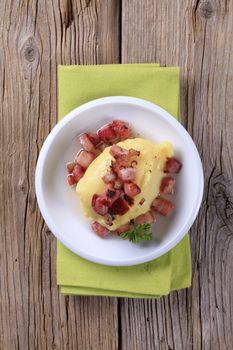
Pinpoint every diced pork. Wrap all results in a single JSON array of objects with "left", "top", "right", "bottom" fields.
[
  {"left": 91, "top": 221, "right": 109, "bottom": 238},
  {"left": 79, "top": 133, "right": 95, "bottom": 152},
  {"left": 67, "top": 163, "right": 85, "bottom": 186},
  {"left": 86, "top": 132, "right": 100, "bottom": 146},
  {"left": 111, "top": 120, "right": 132, "bottom": 140},
  {"left": 110, "top": 144, "right": 129, "bottom": 160},
  {"left": 110, "top": 197, "right": 129, "bottom": 216},
  {"left": 110, "top": 145, "right": 140, "bottom": 163},
  {"left": 91, "top": 194, "right": 109, "bottom": 216},
  {"left": 102, "top": 171, "right": 117, "bottom": 184},
  {"left": 164, "top": 157, "right": 182, "bottom": 173},
  {"left": 67, "top": 174, "right": 78, "bottom": 186},
  {"left": 160, "top": 176, "right": 175, "bottom": 194},
  {"left": 135, "top": 211, "right": 155, "bottom": 225},
  {"left": 118, "top": 167, "right": 136, "bottom": 182},
  {"left": 66, "top": 162, "right": 75, "bottom": 174},
  {"left": 123, "top": 182, "right": 141, "bottom": 198},
  {"left": 75, "top": 150, "right": 95, "bottom": 169},
  {"left": 97, "top": 124, "right": 116, "bottom": 143},
  {"left": 151, "top": 197, "right": 174, "bottom": 216},
  {"left": 98, "top": 188, "right": 121, "bottom": 207}
]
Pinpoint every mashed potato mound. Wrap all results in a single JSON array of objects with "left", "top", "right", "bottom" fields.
[{"left": 76, "top": 138, "right": 174, "bottom": 230}]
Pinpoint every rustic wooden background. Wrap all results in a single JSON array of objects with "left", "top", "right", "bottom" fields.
[{"left": 1, "top": 0, "right": 233, "bottom": 349}]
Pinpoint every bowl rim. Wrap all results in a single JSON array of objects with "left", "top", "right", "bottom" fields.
[{"left": 35, "top": 96, "right": 204, "bottom": 266}]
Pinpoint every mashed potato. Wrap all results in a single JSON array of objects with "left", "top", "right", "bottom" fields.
[{"left": 76, "top": 138, "right": 174, "bottom": 230}]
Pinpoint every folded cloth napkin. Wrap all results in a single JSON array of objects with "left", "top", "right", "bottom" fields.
[{"left": 57, "top": 64, "right": 192, "bottom": 298}]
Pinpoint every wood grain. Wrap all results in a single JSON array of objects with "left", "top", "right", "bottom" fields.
[
  {"left": 1, "top": 0, "right": 233, "bottom": 349},
  {"left": 121, "top": 0, "right": 233, "bottom": 349},
  {"left": 0, "top": 1, "right": 120, "bottom": 349}
]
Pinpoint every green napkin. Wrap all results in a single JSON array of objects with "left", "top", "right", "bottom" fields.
[{"left": 57, "top": 64, "right": 191, "bottom": 298}]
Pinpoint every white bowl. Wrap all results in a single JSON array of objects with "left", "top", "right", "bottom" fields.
[{"left": 35, "top": 96, "right": 203, "bottom": 266}]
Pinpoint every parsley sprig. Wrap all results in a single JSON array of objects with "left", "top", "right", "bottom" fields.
[{"left": 120, "top": 223, "right": 153, "bottom": 244}]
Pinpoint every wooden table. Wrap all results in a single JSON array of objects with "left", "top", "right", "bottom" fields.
[{"left": 1, "top": 1, "right": 233, "bottom": 349}]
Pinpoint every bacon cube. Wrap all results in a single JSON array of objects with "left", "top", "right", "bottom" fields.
[
  {"left": 66, "top": 162, "right": 75, "bottom": 174},
  {"left": 111, "top": 120, "right": 132, "bottom": 140},
  {"left": 135, "top": 211, "right": 155, "bottom": 225},
  {"left": 67, "top": 164, "right": 85, "bottom": 186},
  {"left": 118, "top": 167, "right": 136, "bottom": 182},
  {"left": 75, "top": 150, "right": 95, "bottom": 169},
  {"left": 102, "top": 171, "right": 117, "bottom": 184},
  {"left": 98, "top": 188, "right": 121, "bottom": 207},
  {"left": 110, "top": 145, "right": 139, "bottom": 164},
  {"left": 151, "top": 197, "right": 174, "bottom": 216},
  {"left": 123, "top": 182, "right": 141, "bottom": 198},
  {"left": 67, "top": 174, "right": 78, "bottom": 186},
  {"left": 73, "top": 163, "right": 85, "bottom": 178},
  {"left": 79, "top": 133, "right": 95, "bottom": 152},
  {"left": 111, "top": 197, "right": 129, "bottom": 216},
  {"left": 160, "top": 176, "right": 175, "bottom": 194},
  {"left": 97, "top": 124, "right": 116, "bottom": 143},
  {"left": 91, "top": 221, "right": 109, "bottom": 238},
  {"left": 86, "top": 132, "right": 100, "bottom": 146},
  {"left": 164, "top": 157, "right": 182, "bottom": 173},
  {"left": 91, "top": 194, "right": 109, "bottom": 216},
  {"left": 110, "top": 144, "right": 129, "bottom": 160}
]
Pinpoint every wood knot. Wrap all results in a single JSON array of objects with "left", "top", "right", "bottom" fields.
[
  {"left": 18, "top": 178, "right": 28, "bottom": 195},
  {"left": 19, "top": 35, "right": 40, "bottom": 82},
  {"left": 199, "top": 1, "right": 215, "bottom": 19},
  {"left": 22, "top": 39, "right": 38, "bottom": 62},
  {"left": 45, "top": 228, "right": 51, "bottom": 236},
  {"left": 24, "top": 46, "right": 36, "bottom": 62},
  {"left": 212, "top": 177, "right": 233, "bottom": 231},
  {"left": 20, "top": 36, "right": 39, "bottom": 64}
]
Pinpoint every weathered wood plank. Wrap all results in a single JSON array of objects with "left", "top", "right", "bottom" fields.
[
  {"left": 121, "top": 0, "right": 233, "bottom": 349},
  {"left": 0, "top": 1, "right": 120, "bottom": 349},
  {"left": 1, "top": 0, "right": 233, "bottom": 349}
]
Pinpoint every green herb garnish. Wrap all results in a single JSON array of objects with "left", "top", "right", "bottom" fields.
[{"left": 120, "top": 223, "right": 153, "bottom": 244}]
